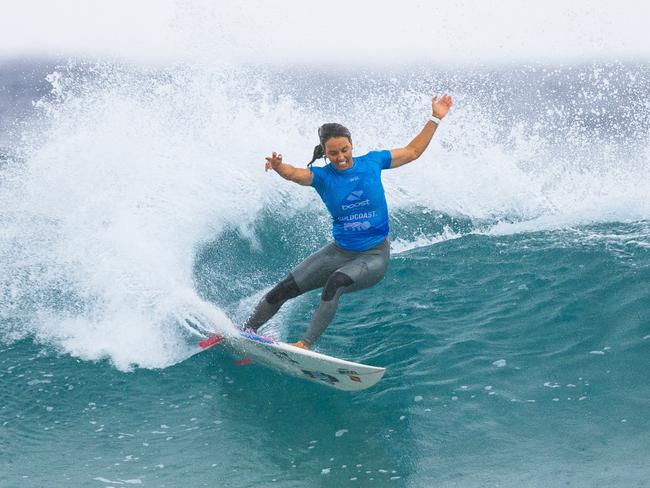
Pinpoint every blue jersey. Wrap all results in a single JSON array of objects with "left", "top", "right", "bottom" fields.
[{"left": 310, "top": 150, "right": 392, "bottom": 251}]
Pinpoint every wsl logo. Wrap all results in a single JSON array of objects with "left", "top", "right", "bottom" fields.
[{"left": 342, "top": 190, "right": 370, "bottom": 210}]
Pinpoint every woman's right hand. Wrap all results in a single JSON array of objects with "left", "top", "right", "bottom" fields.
[
  {"left": 264, "top": 152, "right": 313, "bottom": 186},
  {"left": 265, "top": 151, "right": 283, "bottom": 172}
]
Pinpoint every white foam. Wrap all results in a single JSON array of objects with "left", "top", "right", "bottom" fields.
[
  {"left": 0, "top": 67, "right": 271, "bottom": 369},
  {"left": 391, "top": 226, "right": 463, "bottom": 254}
]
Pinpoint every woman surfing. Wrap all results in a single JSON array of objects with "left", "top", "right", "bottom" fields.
[{"left": 244, "top": 94, "right": 453, "bottom": 349}]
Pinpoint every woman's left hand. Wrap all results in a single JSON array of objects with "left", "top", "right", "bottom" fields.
[{"left": 432, "top": 94, "right": 453, "bottom": 119}]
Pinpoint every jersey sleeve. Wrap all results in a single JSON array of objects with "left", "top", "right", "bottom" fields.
[
  {"left": 369, "top": 150, "right": 392, "bottom": 170},
  {"left": 310, "top": 166, "right": 325, "bottom": 192}
]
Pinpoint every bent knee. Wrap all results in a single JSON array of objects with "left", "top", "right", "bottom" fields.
[
  {"left": 322, "top": 272, "right": 354, "bottom": 301},
  {"left": 266, "top": 275, "right": 301, "bottom": 304}
]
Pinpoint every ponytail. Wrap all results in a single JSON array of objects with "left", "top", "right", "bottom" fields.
[
  {"left": 307, "top": 123, "right": 352, "bottom": 167},
  {"left": 308, "top": 144, "right": 325, "bottom": 167}
]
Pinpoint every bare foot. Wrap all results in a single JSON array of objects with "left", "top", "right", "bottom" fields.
[{"left": 291, "top": 340, "right": 310, "bottom": 350}]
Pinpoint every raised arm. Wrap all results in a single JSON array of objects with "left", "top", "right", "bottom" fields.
[
  {"left": 389, "top": 94, "right": 453, "bottom": 169},
  {"left": 265, "top": 152, "right": 313, "bottom": 186}
]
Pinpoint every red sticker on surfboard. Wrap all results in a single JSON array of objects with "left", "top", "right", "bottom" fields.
[{"left": 198, "top": 335, "right": 224, "bottom": 349}]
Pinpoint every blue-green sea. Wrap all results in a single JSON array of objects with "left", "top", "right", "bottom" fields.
[{"left": 1, "top": 60, "right": 649, "bottom": 487}]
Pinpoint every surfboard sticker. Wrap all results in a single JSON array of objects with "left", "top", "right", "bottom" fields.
[{"left": 198, "top": 335, "right": 224, "bottom": 349}]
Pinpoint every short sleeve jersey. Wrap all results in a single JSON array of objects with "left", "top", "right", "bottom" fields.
[{"left": 310, "top": 150, "right": 392, "bottom": 251}]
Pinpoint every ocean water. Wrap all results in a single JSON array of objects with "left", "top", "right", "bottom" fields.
[{"left": 1, "top": 59, "right": 649, "bottom": 487}]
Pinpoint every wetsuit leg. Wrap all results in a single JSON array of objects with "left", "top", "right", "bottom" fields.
[
  {"left": 302, "top": 239, "right": 390, "bottom": 346},
  {"left": 290, "top": 242, "right": 353, "bottom": 292},
  {"left": 243, "top": 275, "right": 300, "bottom": 331},
  {"left": 243, "top": 242, "right": 352, "bottom": 331}
]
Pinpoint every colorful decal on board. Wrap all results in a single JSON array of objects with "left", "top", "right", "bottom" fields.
[
  {"left": 240, "top": 330, "right": 275, "bottom": 344},
  {"left": 272, "top": 350, "right": 300, "bottom": 364},
  {"left": 337, "top": 368, "right": 359, "bottom": 375},
  {"left": 301, "top": 370, "right": 340, "bottom": 385}
]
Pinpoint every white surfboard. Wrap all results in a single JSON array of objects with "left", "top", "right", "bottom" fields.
[{"left": 185, "top": 317, "right": 385, "bottom": 391}]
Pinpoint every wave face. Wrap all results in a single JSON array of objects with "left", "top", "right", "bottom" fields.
[{"left": 1, "top": 59, "right": 649, "bottom": 487}]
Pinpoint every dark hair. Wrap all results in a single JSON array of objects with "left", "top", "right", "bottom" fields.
[{"left": 307, "top": 123, "right": 352, "bottom": 167}]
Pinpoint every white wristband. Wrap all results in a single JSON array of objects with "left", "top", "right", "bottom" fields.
[{"left": 429, "top": 115, "right": 442, "bottom": 125}]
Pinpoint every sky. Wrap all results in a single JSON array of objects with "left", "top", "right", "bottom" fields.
[{"left": 1, "top": 0, "right": 649, "bottom": 66}]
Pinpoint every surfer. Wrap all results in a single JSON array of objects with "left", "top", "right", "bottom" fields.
[{"left": 244, "top": 94, "right": 453, "bottom": 349}]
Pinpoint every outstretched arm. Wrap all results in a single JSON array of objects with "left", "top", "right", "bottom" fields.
[
  {"left": 265, "top": 152, "right": 313, "bottom": 186},
  {"left": 389, "top": 94, "right": 453, "bottom": 169}
]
